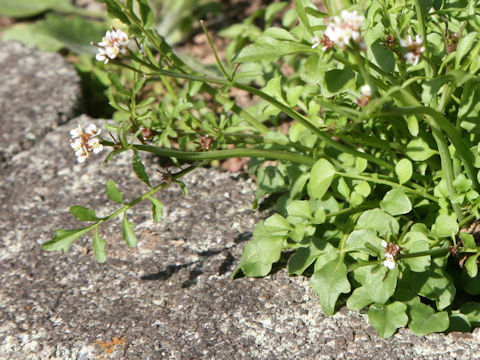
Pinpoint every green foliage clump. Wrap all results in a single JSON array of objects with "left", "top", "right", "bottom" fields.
[{"left": 39, "top": 0, "right": 480, "bottom": 338}]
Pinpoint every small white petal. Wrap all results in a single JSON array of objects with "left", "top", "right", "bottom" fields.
[
  {"left": 70, "top": 125, "right": 82, "bottom": 138},
  {"left": 360, "top": 84, "right": 372, "bottom": 97},
  {"left": 92, "top": 144, "right": 103, "bottom": 154},
  {"left": 84, "top": 124, "right": 99, "bottom": 135},
  {"left": 381, "top": 240, "right": 388, "bottom": 248},
  {"left": 383, "top": 258, "right": 396, "bottom": 269}
]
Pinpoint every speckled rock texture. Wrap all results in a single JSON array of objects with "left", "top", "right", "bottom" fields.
[
  {"left": 0, "top": 41, "right": 82, "bottom": 165},
  {"left": 1, "top": 41, "right": 480, "bottom": 360}
]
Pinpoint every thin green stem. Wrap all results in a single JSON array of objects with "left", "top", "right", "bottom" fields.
[
  {"left": 102, "top": 140, "right": 316, "bottom": 166},
  {"left": 398, "top": 246, "right": 450, "bottom": 259},
  {"left": 326, "top": 202, "right": 378, "bottom": 218},
  {"left": 200, "top": 20, "right": 230, "bottom": 80},
  {"left": 336, "top": 171, "right": 438, "bottom": 202}
]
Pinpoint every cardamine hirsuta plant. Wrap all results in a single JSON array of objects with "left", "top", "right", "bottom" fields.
[{"left": 44, "top": 0, "right": 480, "bottom": 337}]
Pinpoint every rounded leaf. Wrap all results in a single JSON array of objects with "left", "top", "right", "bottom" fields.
[
  {"left": 368, "top": 302, "right": 408, "bottom": 338},
  {"left": 395, "top": 159, "right": 413, "bottom": 184},
  {"left": 307, "top": 159, "right": 336, "bottom": 200},
  {"left": 380, "top": 188, "right": 412, "bottom": 216}
]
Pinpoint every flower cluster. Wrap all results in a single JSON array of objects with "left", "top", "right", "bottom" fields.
[
  {"left": 94, "top": 27, "right": 129, "bottom": 64},
  {"left": 381, "top": 240, "right": 401, "bottom": 270},
  {"left": 323, "top": 10, "right": 365, "bottom": 50},
  {"left": 355, "top": 84, "right": 372, "bottom": 107},
  {"left": 400, "top": 34, "right": 425, "bottom": 66},
  {"left": 70, "top": 124, "right": 103, "bottom": 163}
]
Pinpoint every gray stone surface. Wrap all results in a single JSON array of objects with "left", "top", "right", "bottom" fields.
[
  {"left": 0, "top": 41, "right": 82, "bottom": 164},
  {"left": 1, "top": 41, "right": 480, "bottom": 359}
]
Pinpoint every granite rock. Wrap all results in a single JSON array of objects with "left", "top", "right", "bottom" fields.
[{"left": 0, "top": 41, "right": 82, "bottom": 165}]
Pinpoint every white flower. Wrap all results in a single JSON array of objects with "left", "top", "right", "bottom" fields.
[
  {"left": 70, "top": 124, "right": 83, "bottom": 138},
  {"left": 381, "top": 240, "right": 400, "bottom": 270},
  {"left": 400, "top": 34, "right": 425, "bottom": 66},
  {"left": 323, "top": 10, "right": 365, "bottom": 50},
  {"left": 94, "top": 27, "right": 129, "bottom": 64},
  {"left": 69, "top": 124, "right": 103, "bottom": 163},
  {"left": 383, "top": 254, "right": 396, "bottom": 270},
  {"left": 355, "top": 84, "right": 372, "bottom": 107},
  {"left": 360, "top": 84, "right": 372, "bottom": 97},
  {"left": 85, "top": 123, "right": 100, "bottom": 136}
]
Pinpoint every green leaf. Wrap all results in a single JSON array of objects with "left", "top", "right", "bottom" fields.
[
  {"left": 42, "top": 226, "right": 94, "bottom": 252},
  {"left": 324, "top": 68, "right": 355, "bottom": 94},
  {"left": 138, "top": 0, "right": 153, "bottom": 27},
  {"left": 239, "top": 221, "right": 284, "bottom": 277},
  {"left": 295, "top": 0, "right": 313, "bottom": 33},
  {"left": 346, "top": 286, "right": 374, "bottom": 311},
  {"left": 354, "top": 181, "right": 371, "bottom": 197},
  {"left": 345, "top": 229, "right": 383, "bottom": 255},
  {"left": 460, "top": 302, "right": 480, "bottom": 326},
  {"left": 452, "top": 174, "right": 472, "bottom": 194},
  {"left": 176, "top": 180, "right": 189, "bottom": 196},
  {"left": 406, "top": 138, "right": 437, "bottom": 161},
  {"left": 458, "top": 80, "right": 480, "bottom": 134},
  {"left": 122, "top": 213, "right": 138, "bottom": 247},
  {"left": 287, "top": 200, "right": 311, "bottom": 220},
  {"left": 465, "top": 253, "right": 480, "bottom": 278},
  {"left": 456, "top": 32, "right": 478, "bottom": 68},
  {"left": 395, "top": 158, "right": 413, "bottom": 184},
  {"left": 108, "top": 72, "right": 131, "bottom": 96},
  {"left": 402, "top": 234, "right": 431, "bottom": 272},
  {"left": 132, "top": 153, "right": 151, "bottom": 187},
  {"left": 70, "top": 206, "right": 101, "bottom": 221},
  {"left": 431, "top": 214, "right": 459, "bottom": 238},
  {"left": 106, "top": 179, "right": 124, "bottom": 203},
  {"left": 0, "top": 0, "right": 71, "bottom": 17},
  {"left": 41, "top": 14, "right": 109, "bottom": 54},
  {"left": 265, "top": 2, "right": 288, "bottom": 25},
  {"left": 336, "top": 177, "right": 350, "bottom": 200},
  {"left": 408, "top": 303, "right": 449, "bottom": 336},
  {"left": 365, "top": 266, "right": 399, "bottom": 304},
  {"left": 412, "top": 267, "right": 456, "bottom": 310},
  {"left": 1, "top": 23, "right": 63, "bottom": 52},
  {"left": 287, "top": 237, "right": 323, "bottom": 275},
  {"left": 310, "top": 257, "right": 350, "bottom": 315},
  {"left": 263, "top": 27, "right": 297, "bottom": 42},
  {"left": 460, "top": 232, "right": 476, "bottom": 249},
  {"left": 93, "top": 227, "right": 107, "bottom": 263},
  {"left": 447, "top": 313, "right": 471, "bottom": 333},
  {"left": 371, "top": 39, "right": 395, "bottom": 73},
  {"left": 104, "top": 0, "right": 131, "bottom": 24},
  {"left": 149, "top": 196, "right": 163, "bottom": 222},
  {"left": 407, "top": 116, "right": 419, "bottom": 137},
  {"left": 307, "top": 159, "right": 336, "bottom": 200},
  {"left": 255, "top": 165, "right": 287, "bottom": 200},
  {"left": 355, "top": 158, "right": 368, "bottom": 173},
  {"left": 356, "top": 209, "right": 399, "bottom": 237},
  {"left": 380, "top": 188, "right": 412, "bottom": 216},
  {"left": 368, "top": 302, "right": 408, "bottom": 338},
  {"left": 235, "top": 36, "right": 312, "bottom": 63},
  {"left": 264, "top": 213, "right": 293, "bottom": 235}
]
